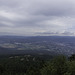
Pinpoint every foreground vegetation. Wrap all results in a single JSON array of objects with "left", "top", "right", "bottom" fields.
[{"left": 0, "top": 54, "right": 75, "bottom": 75}]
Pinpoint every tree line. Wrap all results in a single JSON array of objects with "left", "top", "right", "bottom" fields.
[{"left": 0, "top": 54, "right": 75, "bottom": 75}]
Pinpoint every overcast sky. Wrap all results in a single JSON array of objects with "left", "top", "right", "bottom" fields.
[{"left": 0, "top": 0, "right": 75, "bottom": 36}]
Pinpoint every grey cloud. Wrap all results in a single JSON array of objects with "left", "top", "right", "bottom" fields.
[
  {"left": 0, "top": 0, "right": 19, "bottom": 8},
  {"left": 36, "top": 31, "right": 75, "bottom": 36},
  {"left": 0, "top": 16, "right": 14, "bottom": 27},
  {"left": 26, "top": 0, "right": 75, "bottom": 17},
  {"left": 0, "top": 32, "right": 16, "bottom": 35},
  {"left": 36, "top": 32, "right": 60, "bottom": 35},
  {"left": 0, "top": 0, "right": 75, "bottom": 36},
  {"left": 0, "top": 0, "right": 75, "bottom": 17},
  {"left": 62, "top": 31, "right": 74, "bottom": 35}
]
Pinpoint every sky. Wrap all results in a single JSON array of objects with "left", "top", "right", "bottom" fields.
[{"left": 0, "top": 0, "right": 75, "bottom": 36}]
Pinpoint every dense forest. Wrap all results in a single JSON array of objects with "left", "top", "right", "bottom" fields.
[{"left": 0, "top": 54, "right": 75, "bottom": 75}]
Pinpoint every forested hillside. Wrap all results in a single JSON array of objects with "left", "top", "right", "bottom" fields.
[
  {"left": 0, "top": 36, "right": 75, "bottom": 75},
  {"left": 0, "top": 54, "right": 75, "bottom": 75}
]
